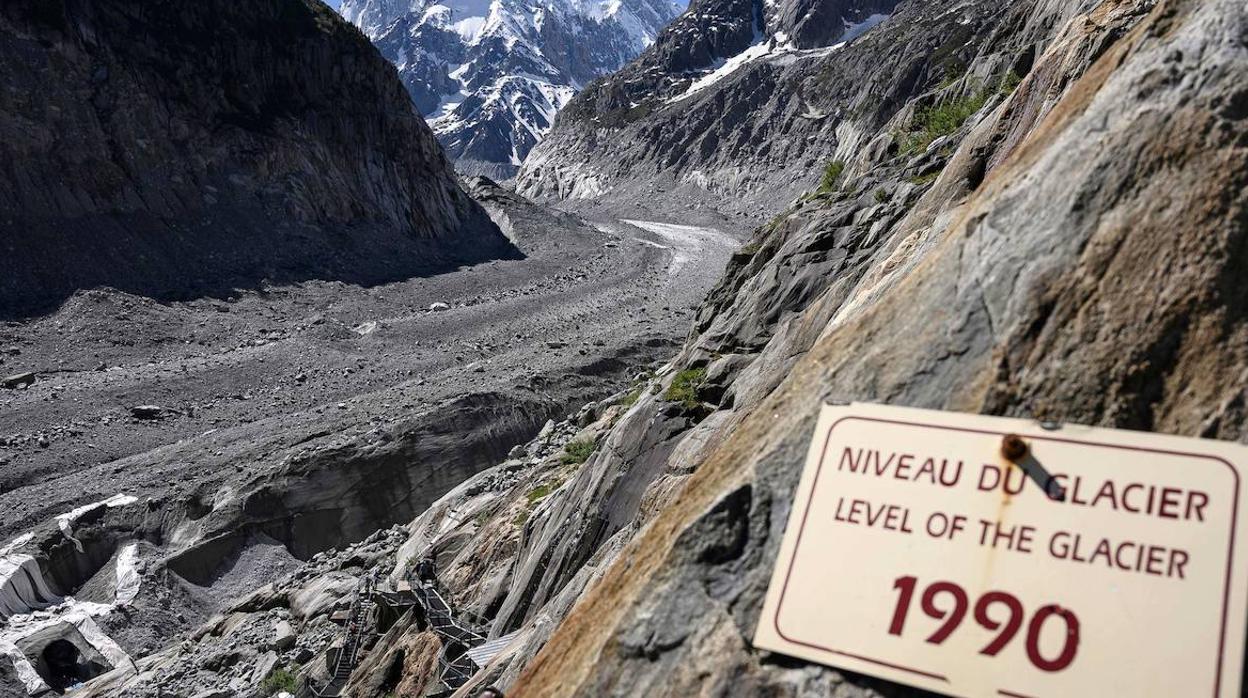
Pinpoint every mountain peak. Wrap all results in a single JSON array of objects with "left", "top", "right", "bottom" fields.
[{"left": 342, "top": 0, "right": 680, "bottom": 176}]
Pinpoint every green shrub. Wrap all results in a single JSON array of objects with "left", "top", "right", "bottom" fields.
[
  {"left": 664, "top": 367, "right": 708, "bottom": 409},
  {"left": 908, "top": 171, "right": 941, "bottom": 186},
  {"left": 526, "top": 482, "right": 554, "bottom": 503},
  {"left": 898, "top": 90, "right": 988, "bottom": 155},
  {"left": 874, "top": 188, "right": 889, "bottom": 203},
  {"left": 998, "top": 70, "right": 1022, "bottom": 96},
  {"left": 261, "top": 669, "right": 297, "bottom": 695},
  {"left": 818, "top": 160, "right": 846, "bottom": 193},
  {"left": 560, "top": 439, "right": 597, "bottom": 465},
  {"left": 618, "top": 386, "right": 644, "bottom": 408}
]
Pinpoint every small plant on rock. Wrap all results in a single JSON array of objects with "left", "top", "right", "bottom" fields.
[
  {"left": 618, "top": 387, "right": 642, "bottom": 408},
  {"left": 526, "top": 482, "right": 555, "bottom": 503},
  {"left": 560, "top": 438, "right": 597, "bottom": 465},
  {"left": 908, "top": 171, "right": 941, "bottom": 186},
  {"left": 261, "top": 668, "right": 297, "bottom": 695},
  {"left": 818, "top": 160, "right": 846, "bottom": 193},
  {"left": 897, "top": 89, "right": 989, "bottom": 155},
  {"left": 998, "top": 70, "right": 1023, "bottom": 96},
  {"left": 664, "top": 367, "right": 708, "bottom": 410}
]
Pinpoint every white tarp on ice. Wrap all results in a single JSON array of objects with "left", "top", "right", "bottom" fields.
[
  {"left": 114, "top": 544, "right": 141, "bottom": 606},
  {"left": 1, "top": 609, "right": 132, "bottom": 694},
  {"left": 56, "top": 494, "right": 138, "bottom": 553},
  {"left": 1, "top": 495, "right": 143, "bottom": 694},
  {"left": 0, "top": 555, "right": 62, "bottom": 620}
]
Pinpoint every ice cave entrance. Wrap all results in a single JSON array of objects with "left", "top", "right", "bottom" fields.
[{"left": 22, "top": 627, "right": 113, "bottom": 693}]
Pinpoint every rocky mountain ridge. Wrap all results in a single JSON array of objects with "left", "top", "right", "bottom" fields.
[
  {"left": 341, "top": 0, "right": 680, "bottom": 178},
  {"left": 516, "top": 0, "right": 1019, "bottom": 225}
]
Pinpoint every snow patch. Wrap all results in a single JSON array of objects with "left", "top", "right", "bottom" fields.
[
  {"left": 667, "top": 13, "right": 883, "bottom": 105},
  {"left": 842, "top": 13, "right": 889, "bottom": 42},
  {"left": 452, "top": 15, "right": 488, "bottom": 41},
  {"left": 671, "top": 39, "right": 772, "bottom": 102},
  {"left": 622, "top": 220, "right": 735, "bottom": 277}
]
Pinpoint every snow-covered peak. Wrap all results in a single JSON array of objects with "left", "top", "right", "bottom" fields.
[
  {"left": 344, "top": 0, "right": 680, "bottom": 176},
  {"left": 570, "top": 0, "right": 680, "bottom": 48},
  {"left": 340, "top": 0, "right": 421, "bottom": 38}
]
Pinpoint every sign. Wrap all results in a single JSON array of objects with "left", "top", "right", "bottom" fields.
[{"left": 754, "top": 403, "right": 1248, "bottom": 698}]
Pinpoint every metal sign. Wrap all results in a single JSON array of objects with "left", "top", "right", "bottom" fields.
[{"left": 754, "top": 403, "right": 1248, "bottom": 698}]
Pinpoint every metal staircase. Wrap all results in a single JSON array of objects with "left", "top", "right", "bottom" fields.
[
  {"left": 412, "top": 582, "right": 489, "bottom": 693},
  {"left": 310, "top": 576, "right": 376, "bottom": 697},
  {"left": 301, "top": 570, "right": 507, "bottom": 698}
]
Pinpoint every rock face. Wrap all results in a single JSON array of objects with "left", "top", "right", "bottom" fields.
[
  {"left": 502, "top": 0, "right": 1248, "bottom": 695},
  {"left": 516, "top": 0, "right": 996, "bottom": 223},
  {"left": 341, "top": 0, "right": 680, "bottom": 178},
  {"left": 0, "top": 0, "right": 514, "bottom": 319}
]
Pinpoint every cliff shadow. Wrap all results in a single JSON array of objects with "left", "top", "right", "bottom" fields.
[{"left": 0, "top": 210, "right": 524, "bottom": 321}]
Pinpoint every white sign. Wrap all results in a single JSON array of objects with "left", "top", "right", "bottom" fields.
[{"left": 755, "top": 403, "right": 1248, "bottom": 698}]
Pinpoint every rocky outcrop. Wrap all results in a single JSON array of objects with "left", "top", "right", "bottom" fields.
[
  {"left": 0, "top": 0, "right": 514, "bottom": 319},
  {"left": 516, "top": 0, "right": 1017, "bottom": 224},
  {"left": 60, "top": 402, "right": 628, "bottom": 697},
  {"left": 504, "top": 0, "right": 1248, "bottom": 695}
]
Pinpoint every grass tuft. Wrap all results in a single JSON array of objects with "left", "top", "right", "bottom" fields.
[
  {"left": 897, "top": 90, "right": 988, "bottom": 155},
  {"left": 664, "top": 367, "right": 708, "bottom": 410},
  {"left": 998, "top": 70, "right": 1022, "bottom": 96},
  {"left": 559, "top": 439, "right": 597, "bottom": 465},
  {"left": 526, "top": 482, "right": 554, "bottom": 503},
  {"left": 261, "top": 669, "right": 298, "bottom": 694},
  {"left": 618, "top": 387, "right": 643, "bottom": 408},
  {"left": 908, "top": 171, "right": 941, "bottom": 186},
  {"left": 818, "top": 160, "right": 846, "bottom": 193}
]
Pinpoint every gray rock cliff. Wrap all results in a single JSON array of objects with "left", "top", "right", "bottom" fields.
[{"left": 0, "top": 0, "right": 514, "bottom": 319}]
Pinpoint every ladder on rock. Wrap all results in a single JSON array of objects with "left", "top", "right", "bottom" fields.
[{"left": 311, "top": 576, "right": 376, "bottom": 697}]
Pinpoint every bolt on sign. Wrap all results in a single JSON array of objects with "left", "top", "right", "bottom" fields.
[{"left": 754, "top": 403, "right": 1248, "bottom": 698}]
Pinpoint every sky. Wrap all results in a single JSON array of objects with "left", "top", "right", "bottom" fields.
[{"left": 323, "top": 0, "right": 340, "bottom": 9}]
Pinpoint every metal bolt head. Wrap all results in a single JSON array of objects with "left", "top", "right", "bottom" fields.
[{"left": 1001, "top": 434, "right": 1029, "bottom": 462}]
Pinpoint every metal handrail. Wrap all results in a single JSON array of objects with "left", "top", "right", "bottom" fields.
[
  {"left": 407, "top": 573, "right": 488, "bottom": 691},
  {"left": 311, "top": 576, "right": 376, "bottom": 697}
]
